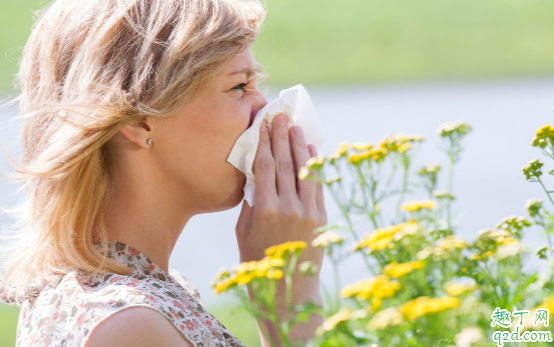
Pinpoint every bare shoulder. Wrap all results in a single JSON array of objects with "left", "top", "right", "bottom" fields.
[{"left": 86, "top": 306, "right": 195, "bottom": 347}]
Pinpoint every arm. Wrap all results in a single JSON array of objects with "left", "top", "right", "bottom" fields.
[
  {"left": 235, "top": 113, "right": 327, "bottom": 346},
  {"left": 86, "top": 307, "right": 195, "bottom": 347}
]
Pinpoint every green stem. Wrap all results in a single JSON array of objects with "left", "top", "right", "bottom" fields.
[
  {"left": 269, "top": 302, "right": 294, "bottom": 347},
  {"left": 537, "top": 176, "right": 554, "bottom": 209},
  {"left": 332, "top": 256, "right": 342, "bottom": 313},
  {"left": 343, "top": 213, "right": 375, "bottom": 274},
  {"left": 285, "top": 253, "right": 300, "bottom": 321},
  {"left": 355, "top": 165, "right": 373, "bottom": 222},
  {"left": 396, "top": 159, "right": 410, "bottom": 222},
  {"left": 240, "top": 285, "right": 278, "bottom": 347},
  {"left": 446, "top": 153, "right": 454, "bottom": 228},
  {"left": 320, "top": 281, "right": 334, "bottom": 316}
]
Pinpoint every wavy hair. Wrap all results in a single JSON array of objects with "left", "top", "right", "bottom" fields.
[{"left": 0, "top": 0, "right": 265, "bottom": 303}]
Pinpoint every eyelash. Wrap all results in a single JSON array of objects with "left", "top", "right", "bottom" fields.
[{"left": 232, "top": 82, "right": 249, "bottom": 92}]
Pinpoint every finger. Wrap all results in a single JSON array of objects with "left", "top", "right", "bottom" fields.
[
  {"left": 271, "top": 113, "right": 297, "bottom": 200},
  {"left": 308, "top": 144, "right": 325, "bottom": 213},
  {"left": 235, "top": 200, "right": 253, "bottom": 239},
  {"left": 290, "top": 126, "right": 316, "bottom": 205},
  {"left": 254, "top": 120, "right": 277, "bottom": 201}
]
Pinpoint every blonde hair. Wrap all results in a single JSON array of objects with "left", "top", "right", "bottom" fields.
[{"left": 0, "top": 0, "right": 265, "bottom": 302}]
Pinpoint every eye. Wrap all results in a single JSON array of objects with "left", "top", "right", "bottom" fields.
[{"left": 231, "top": 82, "right": 249, "bottom": 93}]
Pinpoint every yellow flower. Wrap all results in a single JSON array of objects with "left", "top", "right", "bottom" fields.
[
  {"left": 341, "top": 275, "right": 401, "bottom": 311},
  {"left": 299, "top": 261, "right": 318, "bottom": 276},
  {"left": 213, "top": 277, "right": 237, "bottom": 294},
  {"left": 417, "top": 163, "right": 441, "bottom": 175},
  {"left": 535, "top": 297, "right": 554, "bottom": 312},
  {"left": 356, "top": 223, "right": 418, "bottom": 252},
  {"left": 369, "top": 147, "right": 388, "bottom": 163},
  {"left": 298, "top": 166, "right": 310, "bottom": 180},
  {"left": 305, "top": 156, "right": 326, "bottom": 168},
  {"left": 379, "top": 133, "right": 423, "bottom": 155},
  {"left": 347, "top": 153, "right": 362, "bottom": 165},
  {"left": 213, "top": 267, "right": 231, "bottom": 282},
  {"left": 437, "top": 121, "right": 472, "bottom": 138},
  {"left": 325, "top": 176, "right": 341, "bottom": 185},
  {"left": 495, "top": 216, "right": 531, "bottom": 234},
  {"left": 312, "top": 232, "right": 345, "bottom": 248},
  {"left": 400, "top": 296, "right": 460, "bottom": 322},
  {"left": 265, "top": 269, "right": 284, "bottom": 280},
  {"left": 327, "top": 152, "right": 342, "bottom": 164},
  {"left": 532, "top": 124, "right": 554, "bottom": 148},
  {"left": 213, "top": 257, "right": 286, "bottom": 294},
  {"left": 397, "top": 142, "right": 412, "bottom": 154},
  {"left": 380, "top": 136, "right": 397, "bottom": 152},
  {"left": 517, "top": 297, "right": 554, "bottom": 332},
  {"left": 408, "top": 135, "right": 425, "bottom": 142},
  {"left": 300, "top": 156, "right": 326, "bottom": 180},
  {"left": 526, "top": 198, "right": 543, "bottom": 217},
  {"left": 400, "top": 200, "right": 436, "bottom": 212},
  {"left": 350, "top": 308, "right": 369, "bottom": 320},
  {"left": 437, "top": 236, "right": 467, "bottom": 250},
  {"left": 316, "top": 309, "right": 351, "bottom": 335},
  {"left": 497, "top": 236, "right": 517, "bottom": 246},
  {"left": 235, "top": 273, "right": 255, "bottom": 285},
  {"left": 445, "top": 281, "right": 476, "bottom": 296},
  {"left": 384, "top": 261, "right": 425, "bottom": 278},
  {"left": 234, "top": 258, "right": 285, "bottom": 282},
  {"left": 417, "top": 236, "right": 466, "bottom": 260},
  {"left": 391, "top": 222, "right": 420, "bottom": 241},
  {"left": 478, "top": 228, "right": 510, "bottom": 241},
  {"left": 336, "top": 142, "right": 349, "bottom": 156},
  {"left": 352, "top": 142, "right": 373, "bottom": 151},
  {"left": 265, "top": 241, "right": 307, "bottom": 259},
  {"left": 432, "top": 189, "right": 454, "bottom": 200},
  {"left": 368, "top": 307, "right": 404, "bottom": 330},
  {"left": 355, "top": 230, "right": 394, "bottom": 252}
]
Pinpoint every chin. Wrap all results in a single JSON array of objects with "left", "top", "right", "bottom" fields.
[
  {"left": 208, "top": 175, "right": 246, "bottom": 212},
  {"left": 207, "top": 187, "right": 244, "bottom": 213}
]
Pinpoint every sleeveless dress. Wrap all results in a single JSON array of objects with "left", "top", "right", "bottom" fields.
[{"left": 0, "top": 241, "right": 247, "bottom": 347}]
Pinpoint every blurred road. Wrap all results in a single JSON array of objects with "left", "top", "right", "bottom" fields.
[{"left": 1, "top": 78, "right": 553, "bottom": 304}]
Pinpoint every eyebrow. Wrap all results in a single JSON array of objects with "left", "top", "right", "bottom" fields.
[{"left": 227, "top": 63, "right": 262, "bottom": 78}]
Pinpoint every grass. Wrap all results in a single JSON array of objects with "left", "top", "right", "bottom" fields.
[
  {"left": 252, "top": 0, "right": 554, "bottom": 85},
  {"left": 0, "top": 303, "right": 19, "bottom": 346},
  {"left": 2, "top": 0, "right": 554, "bottom": 94},
  {"left": 0, "top": 301, "right": 261, "bottom": 346},
  {"left": 208, "top": 301, "right": 262, "bottom": 347}
]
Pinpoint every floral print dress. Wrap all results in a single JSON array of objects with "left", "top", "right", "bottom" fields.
[{"left": 0, "top": 241, "right": 247, "bottom": 347}]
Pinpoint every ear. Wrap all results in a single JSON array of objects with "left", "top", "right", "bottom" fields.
[{"left": 119, "top": 117, "right": 152, "bottom": 149}]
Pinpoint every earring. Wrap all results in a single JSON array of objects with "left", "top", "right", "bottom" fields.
[{"left": 146, "top": 138, "right": 153, "bottom": 146}]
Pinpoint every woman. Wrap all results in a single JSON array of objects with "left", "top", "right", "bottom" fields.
[{"left": 0, "top": 0, "right": 327, "bottom": 346}]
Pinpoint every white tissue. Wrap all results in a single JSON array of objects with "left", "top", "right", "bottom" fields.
[{"left": 227, "top": 84, "right": 326, "bottom": 207}]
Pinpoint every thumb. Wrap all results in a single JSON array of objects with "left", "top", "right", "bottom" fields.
[{"left": 235, "top": 200, "right": 253, "bottom": 239}]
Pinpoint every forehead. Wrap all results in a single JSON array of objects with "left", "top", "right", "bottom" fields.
[{"left": 221, "top": 47, "right": 261, "bottom": 78}]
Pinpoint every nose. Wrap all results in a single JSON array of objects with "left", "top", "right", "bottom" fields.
[{"left": 250, "top": 93, "right": 268, "bottom": 125}]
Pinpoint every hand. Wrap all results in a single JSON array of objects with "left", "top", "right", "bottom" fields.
[{"left": 235, "top": 113, "right": 327, "bottom": 269}]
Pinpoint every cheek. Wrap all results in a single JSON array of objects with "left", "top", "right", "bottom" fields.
[{"left": 181, "top": 100, "right": 251, "bottom": 161}]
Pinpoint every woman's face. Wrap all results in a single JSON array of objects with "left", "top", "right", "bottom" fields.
[{"left": 153, "top": 46, "right": 267, "bottom": 213}]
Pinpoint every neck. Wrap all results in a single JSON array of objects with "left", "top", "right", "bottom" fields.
[{"left": 104, "top": 154, "right": 195, "bottom": 273}]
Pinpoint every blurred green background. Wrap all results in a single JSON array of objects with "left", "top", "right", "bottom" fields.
[
  {"left": 2, "top": 0, "right": 554, "bottom": 345},
  {"left": 2, "top": 0, "right": 554, "bottom": 94}
]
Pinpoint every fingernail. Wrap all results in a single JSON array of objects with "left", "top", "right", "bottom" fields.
[
  {"left": 292, "top": 126, "right": 303, "bottom": 137},
  {"left": 277, "top": 113, "right": 287, "bottom": 126},
  {"left": 260, "top": 120, "right": 267, "bottom": 132}
]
